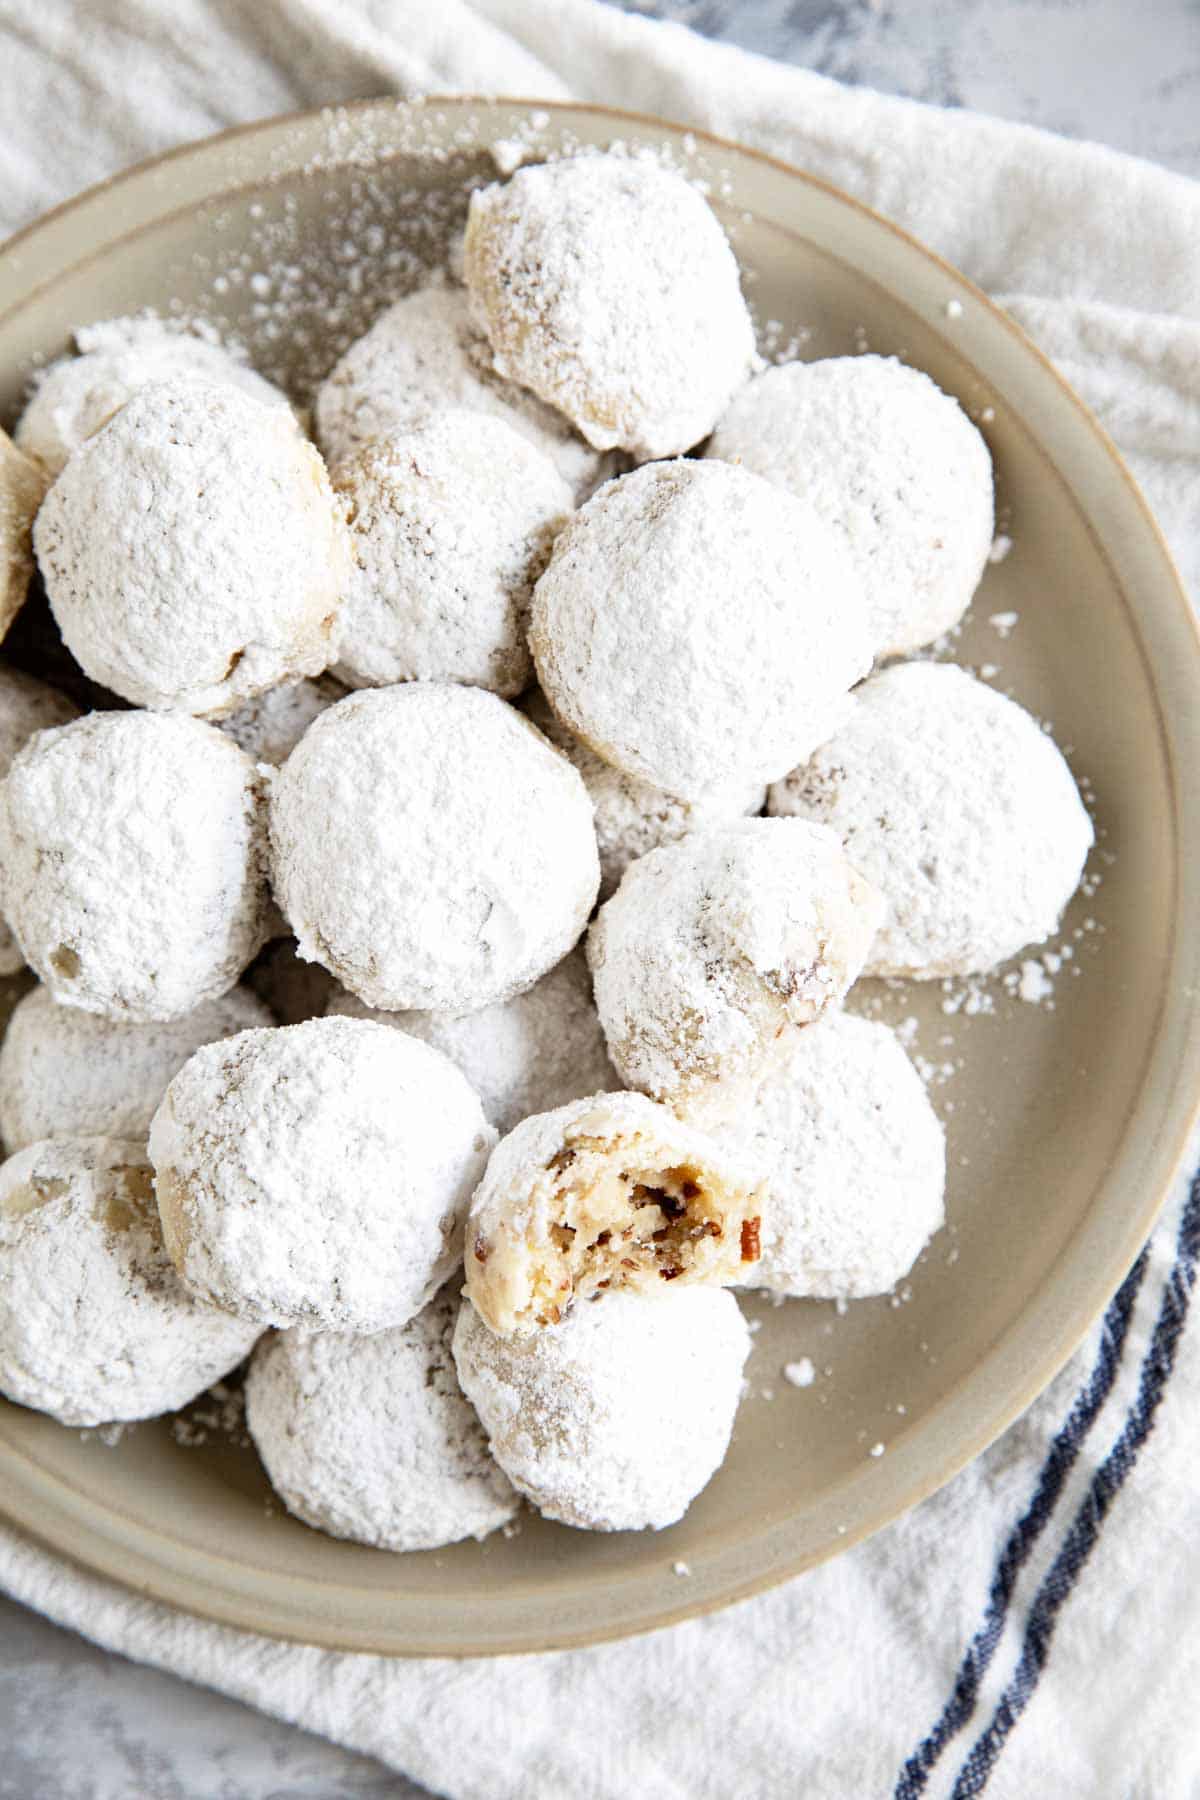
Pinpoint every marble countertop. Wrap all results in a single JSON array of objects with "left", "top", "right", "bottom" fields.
[{"left": 4, "top": 3, "right": 1197, "bottom": 1796}]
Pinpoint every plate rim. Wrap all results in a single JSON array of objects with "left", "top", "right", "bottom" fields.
[{"left": 0, "top": 93, "right": 1198, "bottom": 1658}]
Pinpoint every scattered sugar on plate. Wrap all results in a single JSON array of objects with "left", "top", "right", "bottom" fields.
[
  {"left": 673, "top": 1560, "right": 692, "bottom": 1578},
  {"left": 988, "top": 610, "right": 1019, "bottom": 637},
  {"left": 783, "top": 1358, "right": 816, "bottom": 1389},
  {"left": 988, "top": 533, "right": 1013, "bottom": 564},
  {"left": 869, "top": 1442, "right": 886, "bottom": 1458}
]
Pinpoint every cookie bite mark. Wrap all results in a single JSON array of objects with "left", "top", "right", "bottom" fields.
[{"left": 465, "top": 1091, "right": 764, "bottom": 1337}]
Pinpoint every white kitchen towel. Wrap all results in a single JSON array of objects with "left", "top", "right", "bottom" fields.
[{"left": 2, "top": 4, "right": 1200, "bottom": 1796}]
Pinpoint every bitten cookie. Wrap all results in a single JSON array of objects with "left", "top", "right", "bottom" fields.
[{"left": 464, "top": 1091, "right": 764, "bottom": 1337}]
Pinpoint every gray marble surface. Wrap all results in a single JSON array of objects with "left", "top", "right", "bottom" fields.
[{"left": 4, "top": 3, "right": 1198, "bottom": 1797}]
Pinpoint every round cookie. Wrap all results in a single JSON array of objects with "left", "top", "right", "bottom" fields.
[
  {"left": 530, "top": 460, "right": 869, "bottom": 801},
  {"left": 0, "top": 1136, "right": 259, "bottom": 1427},
  {"left": 245, "top": 1288, "right": 518, "bottom": 1551},
  {"left": 34, "top": 378, "right": 349, "bottom": 715},
  {"left": 453, "top": 1287, "right": 750, "bottom": 1531},
  {"left": 522, "top": 688, "right": 766, "bottom": 901},
  {"left": 0, "top": 711, "right": 271, "bottom": 1021},
  {"left": 314, "top": 282, "right": 610, "bottom": 500},
  {"left": 0, "top": 982, "right": 271, "bottom": 1153},
  {"left": 0, "top": 667, "right": 79, "bottom": 974},
  {"left": 0, "top": 428, "right": 49, "bottom": 645},
  {"left": 464, "top": 1091, "right": 765, "bottom": 1338},
  {"left": 268, "top": 685, "right": 599, "bottom": 1012},
  {"left": 149, "top": 1016, "right": 496, "bottom": 1331},
  {"left": 714, "top": 1010, "right": 946, "bottom": 1298},
  {"left": 331, "top": 412, "right": 571, "bottom": 694},
  {"left": 219, "top": 675, "right": 347, "bottom": 767},
  {"left": 768, "top": 661, "right": 1094, "bottom": 977},
  {"left": 465, "top": 154, "right": 757, "bottom": 462},
  {"left": 327, "top": 945, "right": 618, "bottom": 1136},
  {"left": 707, "top": 355, "right": 994, "bottom": 657},
  {"left": 16, "top": 315, "right": 289, "bottom": 478},
  {"left": 587, "top": 818, "right": 883, "bottom": 1113}
]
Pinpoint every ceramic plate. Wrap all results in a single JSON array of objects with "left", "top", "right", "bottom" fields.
[{"left": 0, "top": 98, "right": 1197, "bottom": 1657}]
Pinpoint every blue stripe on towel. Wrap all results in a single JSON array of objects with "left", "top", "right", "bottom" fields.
[
  {"left": 894, "top": 1239, "right": 1150, "bottom": 1799},
  {"left": 947, "top": 1170, "right": 1200, "bottom": 1795}
]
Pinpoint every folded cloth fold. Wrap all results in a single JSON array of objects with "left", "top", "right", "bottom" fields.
[{"left": 0, "top": 3, "right": 1198, "bottom": 1796}]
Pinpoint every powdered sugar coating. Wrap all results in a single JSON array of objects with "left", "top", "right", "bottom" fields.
[
  {"left": 220, "top": 675, "right": 347, "bottom": 767},
  {"left": 714, "top": 1010, "right": 946, "bottom": 1297},
  {"left": 326, "top": 945, "right": 618, "bottom": 1136},
  {"left": 149, "top": 1017, "right": 496, "bottom": 1331},
  {"left": 530, "top": 460, "right": 870, "bottom": 802},
  {"left": 453, "top": 1287, "right": 750, "bottom": 1531},
  {"left": 0, "top": 428, "right": 48, "bottom": 643},
  {"left": 465, "top": 1091, "right": 764, "bottom": 1337},
  {"left": 522, "top": 689, "right": 766, "bottom": 901},
  {"left": 16, "top": 315, "right": 289, "bottom": 477},
  {"left": 588, "top": 819, "right": 883, "bottom": 1112},
  {"left": 0, "top": 667, "right": 79, "bottom": 974},
  {"left": 245, "top": 1289, "right": 518, "bottom": 1551},
  {"left": 0, "top": 711, "right": 271, "bottom": 1021},
  {"left": 314, "top": 283, "right": 610, "bottom": 501},
  {"left": 0, "top": 982, "right": 271, "bottom": 1153},
  {"left": 0, "top": 1136, "right": 259, "bottom": 1427},
  {"left": 707, "top": 356, "right": 994, "bottom": 657},
  {"left": 768, "top": 662, "right": 1094, "bottom": 977},
  {"left": 34, "top": 379, "right": 349, "bottom": 715},
  {"left": 269, "top": 685, "right": 599, "bottom": 1012},
  {"left": 332, "top": 412, "right": 571, "bottom": 694},
  {"left": 464, "top": 155, "right": 758, "bottom": 461}
]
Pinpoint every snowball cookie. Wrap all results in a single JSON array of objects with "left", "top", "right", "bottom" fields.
[
  {"left": 0, "top": 667, "right": 79, "bottom": 975},
  {"left": 15, "top": 315, "right": 289, "bottom": 478},
  {"left": 219, "top": 674, "right": 347, "bottom": 767},
  {"left": 0, "top": 1136, "right": 259, "bottom": 1427},
  {"left": 707, "top": 356, "right": 994, "bottom": 658},
  {"left": 314, "top": 283, "right": 610, "bottom": 501},
  {"left": 768, "top": 661, "right": 1094, "bottom": 978},
  {"left": 530, "top": 460, "right": 870, "bottom": 802},
  {"left": 588, "top": 818, "right": 883, "bottom": 1113},
  {"left": 34, "top": 379, "right": 349, "bottom": 716},
  {"left": 522, "top": 688, "right": 765, "bottom": 902},
  {"left": 465, "top": 153, "right": 758, "bottom": 461},
  {"left": 465, "top": 1091, "right": 764, "bottom": 1337},
  {"left": 0, "top": 982, "right": 271, "bottom": 1154},
  {"left": 331, "top": 411, "right": 571, "bottom": 694},
  {"left": 0, "top": 711, "right": 271, "bottom": 1021},
  {"left": 269, "top": 685, "right": 599, "bottom": 1012},
  {"left": 149, "top": 1016, "right": 496, "bottom": 1331},
  {"left": 327, "top": 945, "right": 618, "bottom": 1137},
  {"left": 245, "top": 1288, "right": 518, "bottom": 1550},
  {"left": 714, "top": 1010, "right": 945, "bottom": 1298},
  {"left": 0, "top": 428, "right": 49, "bottom": 643},
  {"left": 454, "top": 1286, "right": 749, "bottom": 1531}
]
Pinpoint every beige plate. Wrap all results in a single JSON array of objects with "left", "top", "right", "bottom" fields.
[{"left": 0, "top": 99, "right": 1198, "bottom": 1658}]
